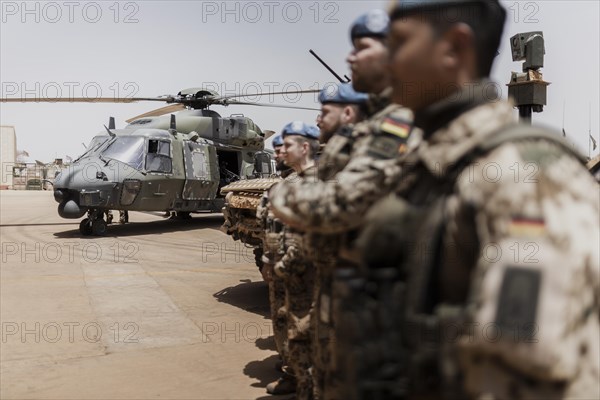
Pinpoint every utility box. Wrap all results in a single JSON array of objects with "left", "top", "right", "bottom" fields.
[{"left": 507, "top": 70, "right": 549, "bottom": 112}]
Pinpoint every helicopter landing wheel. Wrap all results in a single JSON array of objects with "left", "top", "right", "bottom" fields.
[
  {"left": 91, "top": 218, "right": 108, "bottom": 236},
  {"left": 79, "top": 218, "right": 92, "bottom": 235}
]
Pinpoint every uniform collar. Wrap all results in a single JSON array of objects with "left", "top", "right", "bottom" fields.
[
  {"left": 409, "top": 85, "right": 516, "bottom": 174},
  {"left": 366, "top": 87, "right": 393, "bottom": 117},
  {"left": 280, "top": 168, "right": 294, "bottom": 178},
  {"left": 299, "top": 164, "right": 317, "bottom": 177},
  {"left": 415, "top": 80, "right": 498, "bottom": 139}
]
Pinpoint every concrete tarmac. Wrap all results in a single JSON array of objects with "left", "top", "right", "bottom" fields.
[{"left": 1, "top": 191, "right": 287, "bottom": 400}]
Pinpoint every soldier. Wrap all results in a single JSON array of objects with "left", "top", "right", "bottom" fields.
[
  {"left": 270, "top": 122, "right": 320, "bottom": 399},
  {"left": 357, "top": 1, "right": 600, "bottom": 399},
  {"left": 317, "top": 83, "right": 369, "bottom": 181},
  {"left": 318, "top": 83, "right": 368, "bottom": 144},
  {"left": 269, "top": 9, "right": 413, "bottom": 233},
  {"left": 307, "top": 82, "right": 369, "bottom": 399},
  {"left": 269, "top": 9, "right": 415, "bottom": 399},
  {"left": 272, "top": 134, "right": 294, "bottom": 179},
  {"left": 256, "top": 133, "right": 295, "bottom": 395}
]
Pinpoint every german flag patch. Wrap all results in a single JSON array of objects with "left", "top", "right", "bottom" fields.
[
  {"left": 508, "top": 217, "right": 546, "bottom": 237},
  {"left": 381, "top": 117, "right": 411, "bottom": 139},
  {"left": 367, "top": 117, "right": 413, "bottom": 159}
]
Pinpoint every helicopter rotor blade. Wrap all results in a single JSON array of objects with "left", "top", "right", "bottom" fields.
[
  {"left": 0, "top": 97, "right": 173, "bottom": 103},
  {"left": 226, "top": 100, "right": 320, "bottom": 112},
  {"left": 125, "top": 104, "right": 186, "bottom": 123},
  {"left": 217, "top": 89, "right": 321, "bottom": 101},
  {"left": 1, "top": 89, "right": 324, "bottom": 112}
]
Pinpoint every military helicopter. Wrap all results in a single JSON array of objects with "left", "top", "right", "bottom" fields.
[{"left": 1, "top": 88, "right": 319, "bottom": 235}]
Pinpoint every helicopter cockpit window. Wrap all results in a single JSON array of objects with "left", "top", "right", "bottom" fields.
[
  {"left": 102, "top": 136, "right": 145, "bottom": 170},
  {"left": 146, "top": 139, "right": 172, "bottom": 174},
  {"left": 77, "top": 136, "right": 110, "bottom": 160}
]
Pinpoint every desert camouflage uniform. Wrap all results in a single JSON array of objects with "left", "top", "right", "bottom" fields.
[
  {"left": 270, "top": 104, "right": 413, "bottom": 234},
  {"left": 317, "top": 87, "right": 395, "bottom": 182},
  {"left": 270, "top": 89, "right": 414, "bottom": 400},
  {"left": 256, "top": 171, "right": 297, "bottom": 369},
  {"left": 360, "top": 83, "right": 600, "bottom": 399},
  {"left": 318, "top": 125, "right": 357, "bottom": 181},
  {"left": 311, "top": 90, "right": 404, "bottom": 399},
  {"left": 274, "top": 165, "right": 318, "bottom": 400},
  {"left": 308, "top": 126, "right": 356, "bottom": 400}
]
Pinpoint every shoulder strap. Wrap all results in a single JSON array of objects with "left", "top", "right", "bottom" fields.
[
  {"left": 479, "top": 124, "right": 586, "bottom": 163},
  {"left": 449, "top": 123, "right": 587, "bottom": 181}
]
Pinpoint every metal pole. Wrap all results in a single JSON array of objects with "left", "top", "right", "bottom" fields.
[{"left": 519, "top": 105, "right": 532, "bottom": 124}]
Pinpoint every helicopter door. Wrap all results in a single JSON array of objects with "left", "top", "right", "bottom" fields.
[{"left": 182, "top": 141, "right": 219, "bottom": 200}]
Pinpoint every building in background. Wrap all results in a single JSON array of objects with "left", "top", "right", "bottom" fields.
[{"left": 0, "top": 125, "right": 17, "bottom": 190}]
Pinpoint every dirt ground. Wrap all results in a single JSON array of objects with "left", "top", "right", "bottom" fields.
[{"left": 0, "top": 191, "right": 290, "bottom": 400}]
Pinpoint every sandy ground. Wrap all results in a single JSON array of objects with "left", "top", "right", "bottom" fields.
[{"left": 0, "top": 191, "right": 289, "bottom": 400}]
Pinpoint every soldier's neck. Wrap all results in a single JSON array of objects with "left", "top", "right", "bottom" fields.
[
  {"left": 366, "top": 87, "right": 393, "bottom": 117},
  {"left": 414, "top": 79, "right": 497, "bottom": 139},
  {"left": 290, "top": 158, "right": 315, "bottom": 174}
]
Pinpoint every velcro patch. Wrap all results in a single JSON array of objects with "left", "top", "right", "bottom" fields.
[
  {"left": 496, "top": 267, "right": 540, "bottom": 339},
  {"left": 367, "top": 117, "right": 413, "bottom": 158}
]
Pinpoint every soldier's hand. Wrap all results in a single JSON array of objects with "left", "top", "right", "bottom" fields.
[{"left": 274, "top": 261, "right": 287, "bottom": 278}]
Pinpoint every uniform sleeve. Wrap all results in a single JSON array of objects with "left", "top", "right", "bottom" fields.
[
  {"left": 269, "top": 135, "right": 401, "bottom": 234},
  {"left": 448, "top": 140, "right": 600, "bottom": 397}
]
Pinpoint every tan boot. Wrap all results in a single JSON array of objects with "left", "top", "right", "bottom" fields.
[{"left": 266, "top": 374, "right": 296, "bottom": 395}]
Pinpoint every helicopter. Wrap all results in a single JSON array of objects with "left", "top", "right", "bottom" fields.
[{"left": 1, "top": 87, "right": 319, "bottom": 235}]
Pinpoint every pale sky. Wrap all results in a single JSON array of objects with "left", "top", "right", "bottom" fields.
[{"left": 1, "top": 0, "right": 598, "bottom": 162}]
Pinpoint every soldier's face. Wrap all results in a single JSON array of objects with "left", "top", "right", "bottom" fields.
[
  {"left": 281, "top": 137, "right": 307, "bottom": 167},
  {"left": 319, "top": 104, "right": 344, "bottom": 143},
  {"left": 347, "top": 37, "right": 389, "bottom": 93},
  {"left": 316, "top": 113, "right": 323, "bottom": 129},
  {"left": 388, "top": 16, "right": 449, "bottom": 111},
  {"left": 273, "top": 145, "right": 286, "bottom": 169}
]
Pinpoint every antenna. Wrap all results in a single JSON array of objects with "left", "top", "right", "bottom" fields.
[
  {"left": 103, "top": 125, "right": 116, "bottom": 137},
  {"left": 309, "top": 49, "right": 351, "bottom": 83},
  {"left": 589, "top": 102, "right": 593, "bottom": 158},
  {"left": 169, "top": 114, "right": 177, "bottom": 136},
  {"left": 562, "top": 100, "right": 566, "bottom": 137}
]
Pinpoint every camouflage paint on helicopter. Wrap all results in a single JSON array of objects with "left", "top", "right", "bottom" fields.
[
  {"left": 3, "top": 87, "right": 320, "bottom": 235},
  {"left": 54, "top": 109, "right": 274, "bottom": 235}
]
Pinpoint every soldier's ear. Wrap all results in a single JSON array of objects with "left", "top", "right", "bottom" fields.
[
  {"left": 441, "top": 23, "right": 475, "bottom": 73},
  {"left": 341, "top": 105, "right": 356, "bottom": 125},
  {"left": 303, "top": 141, "right": 310, "bottom": 154}
]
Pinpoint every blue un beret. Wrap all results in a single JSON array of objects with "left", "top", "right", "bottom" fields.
[
  {"left": 319, "top": 83, "right": 369, "bottom": 105},
  {"left": 272, "top": 134, "right": 284, "bottom": 147},
  {"left": 389, "top": 0, "right": 503, "bottom": 20},
  {"left": 281, "top": 121, "right": 320, "bottom": 141},
  {"left": 350, "top": 9, "right": 389, "bottom": 41}
]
